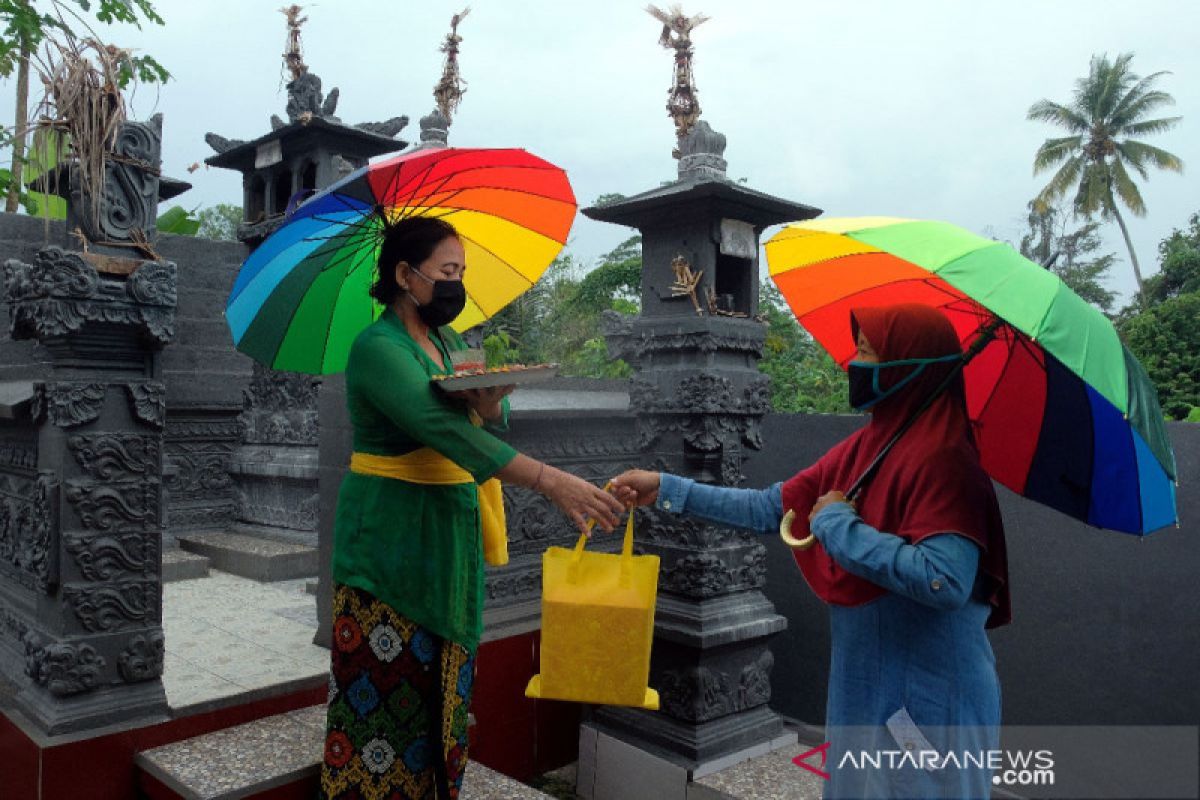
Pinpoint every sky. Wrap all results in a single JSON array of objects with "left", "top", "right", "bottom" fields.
[{"left": 3, "top": 0, "right": 1198, "bottom": 306}]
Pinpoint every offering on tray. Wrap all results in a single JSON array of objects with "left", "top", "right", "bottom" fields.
[
  {"left": 449, "top": 348, "right": 486, "bottom": 374},
  {"left": 432, "top": 361, "right": 559, "bottom": 392}
]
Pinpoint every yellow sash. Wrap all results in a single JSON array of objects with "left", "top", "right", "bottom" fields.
[{"left": 349, "top": 446, "right": 509, "bottom": 567}]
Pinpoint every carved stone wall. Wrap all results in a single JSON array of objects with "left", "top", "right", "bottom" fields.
[
  {"left": 67, "top": 115, "right": 164, "bottom": 250},
  {"left": 230, "top": 362, "right": 320, "bottom": 544},
  {"left": 0, "top": 243, "right": 174, "bottom": 735}
]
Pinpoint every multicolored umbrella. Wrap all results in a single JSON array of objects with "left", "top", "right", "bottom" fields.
[
  {"left": 225, "top": 147, "right": 576, "bottom": 374},
  {"left": 765, "top": 216, "right": 1178, "bottom": 535}
]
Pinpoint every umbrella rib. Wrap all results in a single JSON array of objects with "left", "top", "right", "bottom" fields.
[
  {"left": 457, "top": 231, "right": 538, "bottom": 291},
  {"left": 971, "top": 326, "right": 1023, "bottom": 426}
]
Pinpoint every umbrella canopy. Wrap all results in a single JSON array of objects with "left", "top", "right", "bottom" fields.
[
  {"left": 765, "top": 216, "right": 1178, "bottom": 535},
  {"left": 225, "top": 147, "right": 576, "bottom": 374}
]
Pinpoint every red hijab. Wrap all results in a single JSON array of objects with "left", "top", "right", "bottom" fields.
[{"left": 781, "top": 304, "right": 1011, "bottom": 628}]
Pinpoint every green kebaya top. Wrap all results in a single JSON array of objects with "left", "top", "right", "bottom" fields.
[{"left": 331, "top": 307, "right": 517, "bottom": 652}]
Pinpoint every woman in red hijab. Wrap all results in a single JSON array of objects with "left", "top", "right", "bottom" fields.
[{"left": 612, "top": 304, "right": 1010, "bottom": 799}]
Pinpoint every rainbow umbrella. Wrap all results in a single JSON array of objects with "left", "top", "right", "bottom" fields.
[
  {"left": 225, "top": 147, "right": 576, "bottom": 374},
  {"left": 765, "top": 217, "right": 1178, "bottom": 535}
]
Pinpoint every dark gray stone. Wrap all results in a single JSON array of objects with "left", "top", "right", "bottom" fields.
[
  {"left": 1, "top": 193, "right": 175, "bottom": 734},
  {"left": 177, "top": 532, "right": 317, "bottom": 583},
  {"left": 580, "top": 142, "right": 819, "bottom": 769},
  {"left": 161, "top": 549, "right": 211, "bottom": 583}
]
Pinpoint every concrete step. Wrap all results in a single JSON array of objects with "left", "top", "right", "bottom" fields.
[
  {"left": 177, "top": 531, "right": 317, "bottom": 583},
  {"left": 136, "top": 704, "right": 554, "bottom": 800},
  {"left": 162, "top": 548, "right": 211, "bottom": 583}
]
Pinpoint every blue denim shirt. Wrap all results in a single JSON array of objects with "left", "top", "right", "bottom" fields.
[
  {"left": 655, "top": 472, "right": 1001, "bottom": 798},
  {"left": 655, "top": 473, "right": 982, "bottom": 608}
]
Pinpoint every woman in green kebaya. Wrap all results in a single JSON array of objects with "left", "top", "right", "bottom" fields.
[{"left": 319, "top": 216, "right": 623, "bottom": 800}]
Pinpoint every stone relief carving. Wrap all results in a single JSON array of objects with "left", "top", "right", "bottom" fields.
[
  {"left": 659, "top": 552, "right": 733, "bottom": 598},
  {"left": 657, "top": 649, "right": 774, "bottom": 722},
  {"left": 64, "top": 531, "right": 153, "bottom": 582},
  {"left": 23, "top": 634, "right": 106, "bottom": 696},
  {"left": 69, "top": 115, "right": 162, "bottom": 245},
  {"left": 516, "top": 434, "right": 642, "bottom": 463},
  {"left": 2, "top": 247, "right": 176, "bottom": 346},
  {"left": 165, "top": 445, "right": 234, "bottom": 501},
  {"left": 236, "top": 489, "right": 318, "bottom": 531},
  {"left": 65, "top": 480, "right": 159, "bottom": 532},
  {"left": 485, "top": 568, "right": 540, "bottom": 602},
  {"left": 240, "top": 363, "right": 320, "bottom": 446},
  {"left": 63, "top": 581, "right": 158, "bottom": 633},
  {"left": 118, "top": 630, "right": 165, "bottom": 682},
  {"left": 33, "top": 382, "right": 106, "bottom": 429},
  {"left": 126, "top": 383, "right": 167, "bottom": 429},
  {"left": 165, "top": 420, "right": 245, "bottom": 441},
  {"left": 0, "top": 436, "right": 37, "bottom": 471},
  {"left": 658, "top": 664, "right": 733, "bottom": 722},
  {"left": 0, "top": 472, "right": 59, "bottom": 592},
  {"left": 676, "top": 373, "right": 734, "bottom": 413},
  {"left": 657, "top": 544, "right": 767, "bottom": 598},
  {"left": 69, "top": 433, "right": 158, "bottom": 481}
]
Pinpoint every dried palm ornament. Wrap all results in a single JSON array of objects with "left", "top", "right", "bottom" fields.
[
  {"left": 433, "top": 7, "right": 471, "bottom": 123},
  {"left": 281, "top": 4, "right": 309, "bottom": 81},
  {"left": 29, "top": 19, "right": 157, "bottom": 246},
  {"left": 646, "top": 4, "right": 709, "bottom": 141}
]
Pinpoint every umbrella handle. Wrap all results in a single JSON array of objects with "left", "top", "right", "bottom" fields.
[{"left": 779, "top": 508, "right": 816, "bottom": 550}]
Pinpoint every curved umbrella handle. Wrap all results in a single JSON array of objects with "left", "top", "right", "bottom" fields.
[{"left": 779, "top": 508, "right": 816, "bottom": 550}]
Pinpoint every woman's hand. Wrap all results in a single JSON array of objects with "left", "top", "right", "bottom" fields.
[
  {"left": 609, "top": 469, "right": 661, "bottom": 508},
  {"left": 541, "top": 467, "right": 625, "bottom": 536},
  {"left": 445, "top": 385, "right": 515, "bottom": 421},
  {"left": 809, "top": 490, "right": 854, "bottom": 524}
]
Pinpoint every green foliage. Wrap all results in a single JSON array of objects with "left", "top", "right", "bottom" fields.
[
  {"left": 195, "top": 203, "right": 242, "bottom": 241},
  {"left": 482, "top": 329, "right": 520, "bottom": 369},
  {"left": 1017, "top": 202, "right": 1117, "bottom": 312},
  {"left": 478, "top": 237, "right": 853, "bottom": 412},
  {"left": 1186, "top": 407, "right": 1200, "bottom": 423},
  {"left": 1144, "top": 211, "right": 1200, "bottom": 304},
  {"left": 1028, "top": 52, "right": 1183, "bottom": 301},
  {"left": 1120, "top": 291, "right": 1200, "bottom": 420},
  {"left": 478, "top": 239, "right": 640, "bottom": 378},
  {"left": 1028, "top": 52, "right": 1182, "bottom": 219},
  {"left": 155, "top": 204, "right": 199, "bottom": 235},
  {"left": 0, "top": 1, "right": 169, "bottom": 87},
  {"left": 758, "top": 281, "right": 852, "bottom": 414}
]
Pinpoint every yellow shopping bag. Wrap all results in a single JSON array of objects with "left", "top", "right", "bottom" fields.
[{"left": 525, "top": 509, "right": 660, "bottom": 710}]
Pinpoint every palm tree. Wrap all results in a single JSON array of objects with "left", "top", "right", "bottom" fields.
[{"left": 1028, "top": 52, "right": 1183, "bottom": 307}]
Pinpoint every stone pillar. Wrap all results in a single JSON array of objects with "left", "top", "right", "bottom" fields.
[
  {"left": 598, "top": 313, "right": 787, "bottom": 764},
  {"left": 230, "top": 363, "right": 320, "bottom": 545},
  {"left": 0, "top": 245, "right": 176, "bottom": 735},
  {"left": 580, "top": 119, "right": 820, "bottom": 773}
]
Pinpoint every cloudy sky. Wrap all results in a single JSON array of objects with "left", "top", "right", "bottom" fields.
[{"left": 4, "top": 1, "right": 1197, "bottom": 305}]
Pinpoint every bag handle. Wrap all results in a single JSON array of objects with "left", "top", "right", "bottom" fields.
[{"left": 567, "top": 483, "right": 636, "bottom": 583}]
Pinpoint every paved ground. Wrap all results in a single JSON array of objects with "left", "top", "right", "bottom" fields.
[{"left": 161, "top": 571, "right": 327, "bottom": 711}]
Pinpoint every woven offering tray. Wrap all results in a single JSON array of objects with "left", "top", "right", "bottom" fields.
[{"left": 431, "top": 364, "right": 559, "bottom": 392}]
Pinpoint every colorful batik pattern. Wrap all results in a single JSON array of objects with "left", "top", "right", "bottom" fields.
[{"left": 320, "top": 584, "right": 474, "bottom": 800}]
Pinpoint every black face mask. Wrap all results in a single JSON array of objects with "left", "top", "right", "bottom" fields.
[
  {"left": 409, "top": 269, "right": 466, "bottom": 329},
  {"left": 847, "top": 363, "right": 881, "bottom": 411}
]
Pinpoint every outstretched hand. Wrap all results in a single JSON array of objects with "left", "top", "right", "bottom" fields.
[{"left": 609, "top": 469, "right": 661, "bottom": 508}]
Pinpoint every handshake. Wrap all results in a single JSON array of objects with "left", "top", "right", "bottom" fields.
[{"left": 534, "top": 468, "right": 661, "bottom": 537}]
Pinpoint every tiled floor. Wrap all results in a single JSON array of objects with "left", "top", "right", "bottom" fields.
[{"left": 161, "top": 571, "right": 329, "bottom": 711}]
